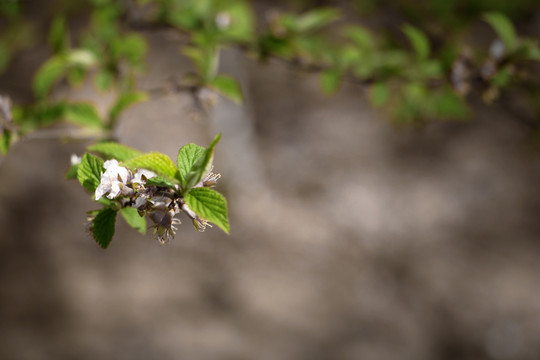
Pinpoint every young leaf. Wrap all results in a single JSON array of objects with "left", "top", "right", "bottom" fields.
[
  {"left": 183, "top": 134, "right": 221, "bottom": 192},
  {"left": 209, "top": 74, "right": 243, "bottom": 103},
  {"left": 402, "top": 24, "right": 430, "bottom": 61},
  {"left": 92, "top": 207, "right": 117, "bottom": 248},
  {"left": 88, "top": 142, "right": 142, "bottom": 162},
  {"left": 109, "top": 91, "right": 148, "bottom": 124},
  {"left": 483, "top": 12, "right": 517, "bottom": 51},
  {"left": 320, "top": 69, "right": 342, "bottom": 95},
  {"left": 123, "top": 152, "right": 179, "bottom": 180},
  {"left": 120, "top": 207, "right": 146, "bottom": 235},
  {"left": 64, "top": 103, "right": 103, "bottom": 129},
  {"left": 77, "top": 153, "right": 104, "bottom": 193},
  {"left": 177, "top": 143, "right": 205, "bottom": 185},
  {"left": 184, "top": 187, "right": 229, "bottom": 234},
  {"left": 33, "top": 56, "right": 66, "bottom": 98}
]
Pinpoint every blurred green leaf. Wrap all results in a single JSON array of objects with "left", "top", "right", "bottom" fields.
[
  {"left": 295, "top": 8, "right": 340, "bottom": 33},
  {"left": 92, "top": 207, "right": 117, "bottom": 249},
  {"left": 108, "top": 91, "right": 148, "bottom": 124},
  {"left": 0, "top": 130, "right": 13, "bottom": 155},
  {"left": 320, "top": 69, "right": 342, "bottom": 95},
  {"left": 217, "top": 2, "right": 255, "bottom": 42},
  {"left": 64, "top": 103, "right": 103, "bottom": 129},
  {"left": 111, "top": 33, "right": 147, "bottom": 67},
  {"left": 48, "top": 16, "right": 67, "bottom": 54},
  {"left": 120, "top": 207, "right": 146, "bottom": 235},
  {"left": 342, "top": 25, "right": 375, "bottom": 51},
  {"left": 33, "top": 56, "right": 67, "bottom": 99},
  {"left": 184, "top": 187, "right": 229, "bottom": 234},
  {"left": 94, "top": 69, "right": 114, "bottom": 92},
  {"left": 370, "top": 82, "right": 390, "bottom": 107},
  {"left": 402, "top": 24, "right": 430, "bottom": 61},
  {"left": 67, "top": 67, "right": 86, "bottom": 87},
  {"left": 483, "top": 12, "right": 517, "bottom": 51},
  {"left": 209, "top": 74, "right": 243, "bottom": 103}
]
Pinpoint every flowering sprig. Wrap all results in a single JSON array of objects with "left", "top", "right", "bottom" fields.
[{"left": 70, "top": 134, "right": 229, "bottom": 248}]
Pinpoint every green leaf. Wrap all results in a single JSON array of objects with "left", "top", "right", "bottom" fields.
[
  {"left": 94, "top": 69, "right": 114, "bottom": 92},
  {"left": 87, "top": 141, "right": 142, "bottom": 161},
  {"left": 33, "top": 56, "right": 67, "bottom": 98},
  {"left": 0, "top": 130, "right": 13, "bottom": 155},
  {"left": 295, "top": 8, "right": 340, "bottom": 33},
  {"left": 109, "top": 91, "right": 148, "bottom": 124},
  {"left": 184, "top": 133, "right": 220, "bottom": 192},
  {"left": 483, "top": 12, "right": 517, "bottom": 51},
  {"left": 67, "top": 66, "right": 86, "bottom": 87},
  {"left": 92, "top": 207, "right": 117, "bottom": 248},
  {"left": 66, "top": 49, "right": 98, "bottom": 67},
  {"left": 184, "top": 187, "right": 229, "bottom": 234},
  {"left": 64, "top": 103, "right": 103, "bottom": 129},
  {"left": 120, "top": 207, "right": 146, "bottom": 235},
  {"left": 177, "top": 143, "right": 205, "bottom": 185},
  {"left": 320, "top": 69, "right": 342, "bottom": 95},
  {"left": 123, "top": 152, "right": 179, "bottom": 180},
  {"left": 342, "top": 25, "right": 375, "bottom": 51},
  {"left": 65, "top": 163, "right": 79, "bottom": 179},
  {"left": 209, "top": 74, "right": 243, "bottom": 103},
  {"left": 145, "top": 176, "right": 178, "bottom": 188},
  {"left": 217, "top": 2, "right": 255, "bottom": 42},
  {"left": 111, "top": 33, "right": 147, "bottom": 67},
  {"left": 370, "top": 82, "right": 390, "bottom": 107},
  {"left": 402, "top": 24, "right": 430, "bottom": 61},
  {"left": 48, "top": 16, "right": 67, "bottom": 53},
  {"left": 77, "top": 153, "right": 104, "bottom": 193}
]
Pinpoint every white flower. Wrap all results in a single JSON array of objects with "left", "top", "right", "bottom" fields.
[
  {"left": 215, "top": 12, "right": 231, "bottom": 30},
  {"left": 94, "top": 160, "right": 133, "bottom": 200},
  {"left": 132, "top": 169, "right": 156, "bottom": 184},
  {"left": 70, "top": 154, "right": 82, "bottom": 166}
]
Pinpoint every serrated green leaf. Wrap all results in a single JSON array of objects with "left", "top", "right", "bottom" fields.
[
  {"left": 184, "top": 134, "right": 220, "bottom": 193},
  {"left": 64, "top": 103, "right": 103, "bottom": 129},
  {"left": 109, "top": 91, "right": 148, "bottom": 124},
  {"left": 483, "top": 12, "right": 517, "bottom": 51},
  {"left": 33, "top": 56, "right": 67, "bottom": 98},
  {"left": 402, "top": 24, "right": 430, "bottom": 61},
  {"left": 320, "top": 69, "right": 342, "bottom": 95},
  {"left": 123, "top": 152, "right": 179, "bottom": 180},
  {"left": 92, "top": 207, "right": 117, "bottom": 248},
  {"left": 77, "top": 153, "right": 104, "bottom": 193},
  {"left": 120, "top": 207, "right": 146, "bottom": 234},
  {"left": 94, "top": 69, "right": 114, "bottom": 91},
  {"left": 184, "top": 187, "right": 229, "bottom": 234},
  {"left": 370, "top": 82, "right": 390, "bottom": 107},
  {"left": 177, "top": 143, "right": 205, "bottom": 185},
  {"left": 209, "top": 74, "right": 243, "bottom": 103},
  {"left": 88, "top": 142, "right": 142, "bottom": 161},
  {"left": 48, "top": 16, "right": 67, "bottom": 53}
]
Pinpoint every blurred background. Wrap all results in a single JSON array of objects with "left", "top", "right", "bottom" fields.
[{"left": 1, "top": 0, "right": 540, "bottom": 359}]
